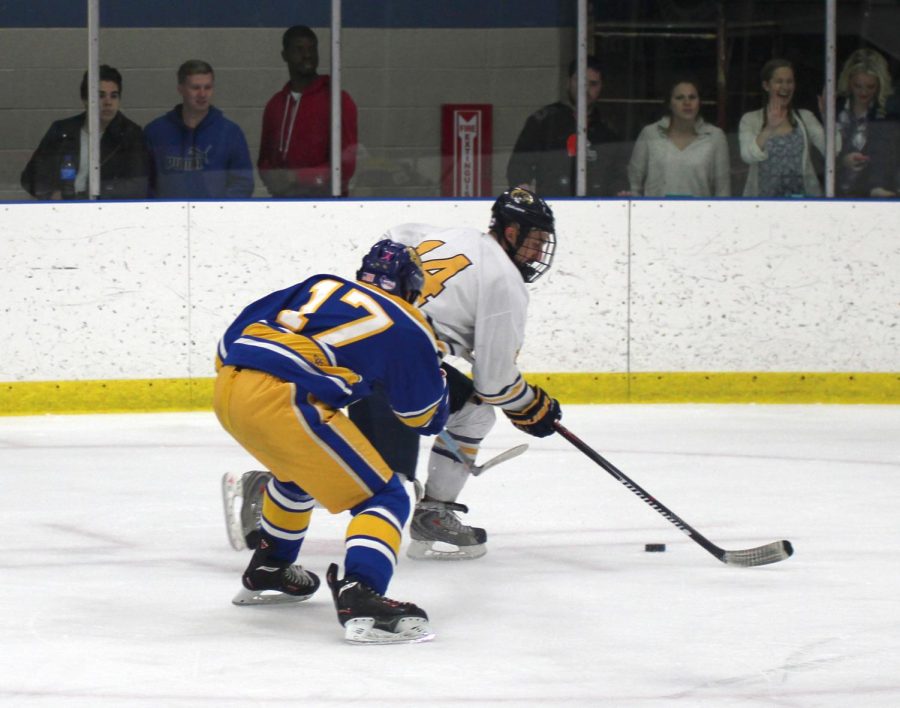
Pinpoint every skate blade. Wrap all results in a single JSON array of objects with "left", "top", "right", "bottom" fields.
[
  {"left": 221, "top": 472, "right": 248, "bottom": 551},
  {"left": 406, "top": 539, "right": 487, "bottom": 561},
  {"left": 343, "top": 617, "right": 435, "bottom": 645},
  {"left": 232, "top": 586, "right": 316, "bottom": 606}
]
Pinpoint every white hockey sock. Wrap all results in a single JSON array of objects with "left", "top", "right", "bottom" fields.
[{"left": 423, "top": 450, "right": 470, "bottom": 502}]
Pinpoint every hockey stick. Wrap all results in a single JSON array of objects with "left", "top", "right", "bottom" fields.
[
  {"left": 553, "top": 422, "right": 793, "bottom": 567},
  {"left": 437, "top": 430, "right": 529, "bottom": 477}
]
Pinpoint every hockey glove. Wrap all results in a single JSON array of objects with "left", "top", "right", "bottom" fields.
[
  {"left": 441, "top": 361, "right": 476, "bottom": 413},
  {"left": 504, "top": 386, "right": 561, "bottom": 438}
]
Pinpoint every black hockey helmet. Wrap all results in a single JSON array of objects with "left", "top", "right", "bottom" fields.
[
  {"left": 489, "top": 187, "right": 556, "bottom": 283},
  {"left": 356, "top": 239, "right": 425, "bottom": 303}
]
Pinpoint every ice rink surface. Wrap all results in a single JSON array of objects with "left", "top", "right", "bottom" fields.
[{"left": 1, "top": 404, "right": 899, "bottom": 707}]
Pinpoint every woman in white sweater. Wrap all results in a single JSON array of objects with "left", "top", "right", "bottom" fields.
[
  {"left": 739, "top": 58, "right": 834, "bottom": 197},
  {"left": 625, "top": 76, "right": 730, "bottom": 197}
]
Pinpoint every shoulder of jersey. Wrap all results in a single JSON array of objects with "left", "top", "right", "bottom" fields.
[
  {"left": 306, "top": 273, "right": 350, "bottom": 287},
  {"left": 426, "top": 227, "right": 522, "bottom": 287},
  {"left": 307, "top": 273, "right": 423, "bottom": 323},
  {"left": 384, "top": 223, "right": 446, "bottom": 245},
  {"left": 353, "top": 278, "right": 436, "bottom": 336}
]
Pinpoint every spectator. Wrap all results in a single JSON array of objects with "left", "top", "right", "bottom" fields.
[
  {"left": 624, "top": 76, "right": 730, "bottom": 197},
  {"left": 739, "top": 58, "right": 833, "bottom": 198},
  {"left": 836, "top": 48, "right": 898, "bottom": 198},
  {"left": 506, "top": 56, "right": 625, "bottom": 196},
  {"left": 20, "top": 65, "right": 148, "bottom": 200},
  {"left": 258, "top": 25, "right": 358, "bottom": 197},
  {"left": 144, "top": 60, "right": 254, "bottom": 199}
]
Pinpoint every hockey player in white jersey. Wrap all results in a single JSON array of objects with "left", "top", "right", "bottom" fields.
[
  {"left": 222, "top": 187, "right": 562, "bottom": 560},
  {"left": 382, "top": 187, "right": 561, "bottom": 558}
]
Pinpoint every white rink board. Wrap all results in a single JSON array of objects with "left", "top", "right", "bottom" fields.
[
  {"left": 187, "top": 199, "right": 631, "bottom": 378},
  {"left": 628, "top": 199, "right": 900, "bottom": 371},
  {"left": 1, "top": 198, "right": 897, "bottom": 382},
  {"left": 525, "top": 199, "right": 629, "bottom": 373},
  {"left": 0, "top": 202, "right": 191, "bottom": 381}
]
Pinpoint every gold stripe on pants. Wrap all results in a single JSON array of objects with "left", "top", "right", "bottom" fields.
[{"left": 214, "top": 366, "right": 394, "bottom": 513}]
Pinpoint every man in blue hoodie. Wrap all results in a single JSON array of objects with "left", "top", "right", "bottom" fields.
[{"left": 144, "top": 60, "right": 254, "bottom": 199}]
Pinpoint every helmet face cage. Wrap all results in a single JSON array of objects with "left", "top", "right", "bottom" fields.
[
  {"left": 516, "top": 228, "right": 556, "bottom": 283},
  {"left": 356, "top": 239, "right": 425, "bottom": 303},
  {"left": 489, "top": 187, "right": 556, "bottom": 283}
]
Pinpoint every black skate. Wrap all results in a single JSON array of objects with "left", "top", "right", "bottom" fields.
[
  {"left": 326, "top": 563, "right": 434, "bottom": 644},
  {"left": 232, "top": 538, "right": 320, "bottom": 606},
  {"left": 406, "top": 499, "right": 487, "bottom": 560},
  {"left": 221, "top": 470, "right": 272, "bottom": 550}
]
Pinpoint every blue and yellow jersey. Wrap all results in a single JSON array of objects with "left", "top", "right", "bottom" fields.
[{"left": 216, "top": 274, "right": 448, "bottom": 434}]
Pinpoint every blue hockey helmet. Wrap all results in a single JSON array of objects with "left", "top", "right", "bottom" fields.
[
  {"left": 356, "top": 239, "right": 425, "bottom": 303},
  {"left": 489, "top": 187, "right": 556, "bottom": 283}
]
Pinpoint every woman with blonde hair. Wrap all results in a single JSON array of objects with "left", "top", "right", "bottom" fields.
[{"left": 836, "top": 48, "right": 897, "bottom": 197}]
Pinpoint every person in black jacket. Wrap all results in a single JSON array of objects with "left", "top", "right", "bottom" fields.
[
  {"left": 506, "top": 56, "right": 626, "bottom": 196},
  {"left": 20, "top": 65, "right": 148, "bottom": 200}
]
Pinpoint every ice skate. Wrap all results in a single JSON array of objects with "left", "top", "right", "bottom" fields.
[
  {"left": 232, "top": 538, "right": 320, "bottom": 606},
  {"left": 406, "top": 499, "right": 487, "bottom": 560},
  {"left": 221, "top": 470, "right": 271, "bottom": 550},
  {"left": 325, "top": 563, "right": 434, "bottom": 644}
]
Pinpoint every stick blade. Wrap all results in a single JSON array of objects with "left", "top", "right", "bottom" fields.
[
  {"left": 721, "top": 540, "right": 794, "bottom": 567},
  {"left": 472, "top": 443, "right": 529, "bottom": 476},
  {"left": 484, "top": 443, "right": 529, "bottom": 468}
]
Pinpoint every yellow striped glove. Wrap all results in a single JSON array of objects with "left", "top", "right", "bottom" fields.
[{"left": 504, "top": 385, "right": 561, "bottom": 438}]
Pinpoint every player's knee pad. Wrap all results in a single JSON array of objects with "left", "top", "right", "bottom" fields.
[
  {"left": 446, "top": 398, "right": 496, "bottom": 441},
  {"left": 351, "top": 473, "right": 410, "bottom": 528},
  {"left": 436, "top": 400, "right": 497, "bottom": 464},
  {"left": 426, "top": 402, "right": 497, "bottom": 502}
]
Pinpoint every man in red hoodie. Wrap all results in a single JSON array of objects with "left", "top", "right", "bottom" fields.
[{"left": 258, "top": 25, "right": 358, "bottom": 197}]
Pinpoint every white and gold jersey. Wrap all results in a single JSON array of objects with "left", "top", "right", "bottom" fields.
[{"left": 385, "top": 224, "right": 534, "bottom": 411}]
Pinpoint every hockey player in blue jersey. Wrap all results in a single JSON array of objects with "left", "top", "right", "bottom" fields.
[
  {"left": 224, "top": 189, "right": 563, "bottom": 563},
  {"left": 214, "top": 239, "right": 449, "bottom": 644}
]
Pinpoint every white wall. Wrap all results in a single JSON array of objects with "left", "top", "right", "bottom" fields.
[
  {"left": 626, "top": 200, "right": 899, "bottom": 372},
  {"left": 1, "top": 199, "right": 897, "bottom": 384}
]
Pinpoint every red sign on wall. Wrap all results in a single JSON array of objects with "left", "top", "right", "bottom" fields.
[{"left": 441, "top": 104, "right": 492, "bottom": 197}]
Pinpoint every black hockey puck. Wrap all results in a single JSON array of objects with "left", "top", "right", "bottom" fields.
[{"left": 644, "top": 543, "right": 666, "bottom": 552}]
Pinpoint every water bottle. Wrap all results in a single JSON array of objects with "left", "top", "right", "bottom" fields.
[{"left": 60, "top": 154, "right": 76, "bottom": 198}]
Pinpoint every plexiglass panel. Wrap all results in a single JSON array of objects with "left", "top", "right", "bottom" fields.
[
  {"left": 593, "top": 1, "right": 899, "bottom": 199},
  {"left": 833, "top": 1, "right": 900, "bottom": 198},
  {"left": 2, "top": 8, "right": 94, "bottom": 201},
  {"left": 343, "top": 3, "right": 580, "bottom": 199},
  {"left": 103, "top": 7, "right": 322, "bottom": 200}
]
